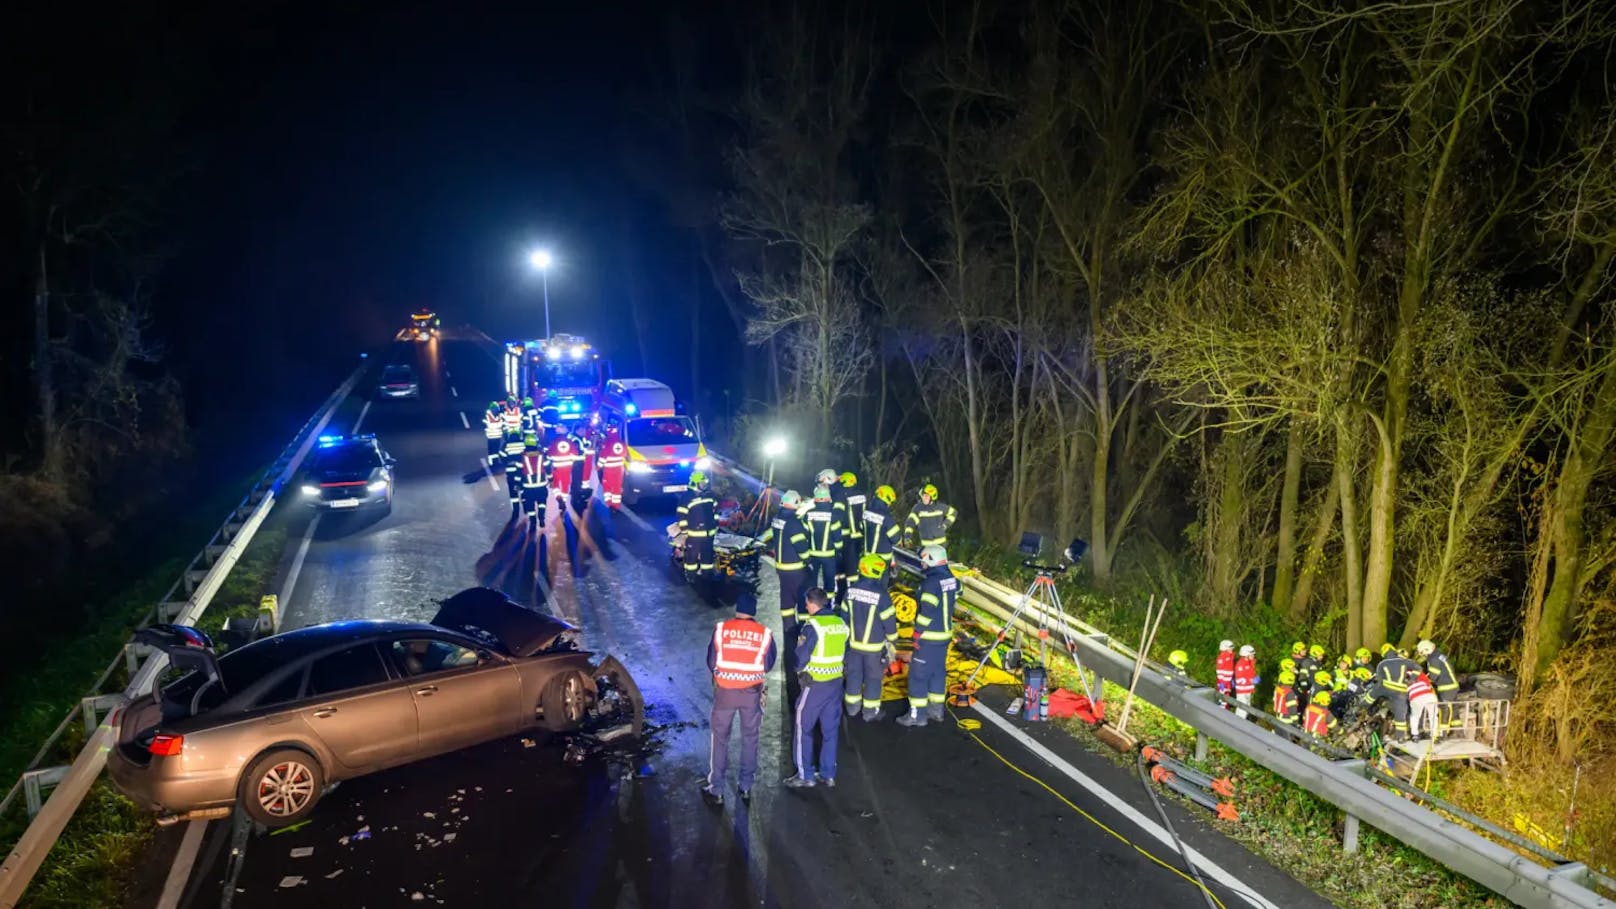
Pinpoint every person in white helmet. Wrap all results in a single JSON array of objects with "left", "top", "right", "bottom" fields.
[
  {"left": 1215, "top": 640, "right": 1236, "bottom": 708},
  {"left": 1233, "top": 644, "right": 1258, "bottom": 719},
  {"left": 898, "top": 545, "right": 957, "bottom": 727},
  {"left": 1415, "top": 639, "right": 1461, "bottom": 730}
]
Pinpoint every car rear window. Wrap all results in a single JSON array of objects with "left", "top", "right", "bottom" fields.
[
  {"left": 307, "top": 644, "right": 391, "bottom": 696},
  {"left": 383, "top": 366, "right": 413, "bottom": 381}
]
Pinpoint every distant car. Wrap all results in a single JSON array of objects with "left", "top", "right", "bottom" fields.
[
  {"left": 409, "top": 308, "right": 439, "bottom": 341},
  {"left": 298, "top": 435, "right": 394, "bottom": 511},
  {"left": 108, "top": 588, "right": 643, "bottom": 827},
  {"left": 378, "top": 364, "right": 419, "bottom": 398}
]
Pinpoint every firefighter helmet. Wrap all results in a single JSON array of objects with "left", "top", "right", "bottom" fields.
[
  {"left": 489, "top": 401, "right": 501, "bottom": 412},
  {"left": 816, "top": 469, "right": 838, "bottom": 487},
  {"left": 920, "top": 483, "right": 938, "bottom": 500},
  {"left": 840, "top": 471, "right": 857, "bottom": 488},
  {"left": 857, "top": 553, "right": 887, "bottom": 579},
  {"left": 813, "top": 485, "right": 831, "bottom": 502},
  {"left": 1312, "top": 690, "right": 1332, "bottom": 706},
  {"left": 1313, "top": 670, "right": 1333, "bottom": 690},
  {"left": 522, "top": 396, "right": 534, "bottom": 408},
  {"left": 1219, "top": 640, "right": 1234, "bottom": 651},
  {"left": 780, "top": 490, "right": 802, "bottom": 509},
  {"left": 523, "top": 431, "right": 538, "bottom": 446},
  {"left": 1415, "top": 639, "right": 1435, "bottom": 658},
  {"left": 1291, "top": 641, "right": 1306, "bottom": 657},
  {"left": 1279, "top": 657, "right": 1297, "bottom": 674},
  {"left": 1308, "top": 644, "right": 1326, "bottom": 660},
  {"left": 1354, "top": 647, "right": 1372, "bottom": 663},
  {"left": 1353, "top": 666, "right": 1373, "bottom": 682},
  {"left": 689, "top": 470, "right": 708, "bottom": 488},
  {"left": 1167, "top": 650, "right": 1188, "bottom": 670},
  {"left": 1378, "top": 642, "right": 1395, "bottom": 656},
  {"left": 1278, "top": 670, "right": 1296, "bottom": 686},
  {"left": 875, "top": 484, "right": 897, "bottom": 505},
  {"left": 919, "top": 544, "right": 948, "bottom": 568},
  {"left": 1238, "top": 644, "right": 1255, "bottom": 657}
]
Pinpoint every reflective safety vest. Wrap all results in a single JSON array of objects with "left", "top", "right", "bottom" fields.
[
  {"left": 914, "top": 566, "right": 957, "bottom": 642},
  {"left": 1272, "top": 685, "right": 1298, "bottom": 723},
  {"left": 861, "top": 499, "right": 900, "bottom": 556},
  {"left": 844, "top": 578, "right": 896, "bottom": 652},
  {"left": 679, "top": 492, "right": 716, "bottom": 537},
  {"left": 802, "top": 613, "right": 849, "bottom": 681},
  {"left": 712, "top": 618, "right": 773, "bottom": 688},
  {"left": 762, "top": 512, "right": 808, "bottom": 571},
  {"left": 1407, "top": 672, "right": 1434, "bottom": 702},
  {"left": 843, "top": 489, "right": 867, "bottom": 540},
  {"left": 905, "top": 502, "right": 957, "bottom": 546},
  {"left": 521, "top": 451, "right": 544, "bottom": 488},
  {"left": 502, "top": 405, "right": 522, "bottom": 433},
  {"left": 483, "top": 411, "right": 503, "bottom": 440},
  {"left": 1233, "top": 657, "right": 1256, "bottom": 695},
  {"left": 503, "top": 434, "right": 526, "bottom": 462},
  {"left": 1215, "top": 651, "right": 1235, "bottom": 691},
  {"left": 598, "top": 440, "right": 625, "bottom": 470},
  {"left": 803, "top": 504, "right": 843, "bottom": 557},
  {"left": 1303, "top": 704, "right": 1335, "bottom": 737}
]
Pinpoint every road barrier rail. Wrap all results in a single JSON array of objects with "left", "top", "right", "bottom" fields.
[{"left": 0, "top": 361, "right": 369, "bottom": 908}]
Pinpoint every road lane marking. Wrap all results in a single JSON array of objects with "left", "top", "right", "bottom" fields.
[
  {"left": 353, "top": 399, "right": 373, "bottom": 433},
  {"left": 155, "top": 819, "right": 209, "bottom": 909},
  {"left": 459, "top": 411, "right": 470, "bottom": 429},
  {"left": 482, "top": 458, "right": 500, "bottom": 490},
  {"left": 619, "top": 503, "right": 654, "bottom": 533},
  {"left": 450, "top": 385, "right": 459, "bottom": 398},
  {"left": 279, "top": 514, "right": 322, "bottom": 617},
  {"left": 969, "top": 703, "right": 1279, "bottom": 909}
]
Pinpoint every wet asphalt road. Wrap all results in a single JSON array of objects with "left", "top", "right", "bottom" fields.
[{"left": 178, "top": 332, "right": 1333, "bottom": 909}]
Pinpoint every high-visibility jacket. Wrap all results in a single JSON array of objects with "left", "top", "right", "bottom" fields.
[
  {"left": 760, "top": 511, "right": 809, "bottom": 571},
  {"left": 798, "top": 613, "right": 849, "bottom": 682},
  {"left": 1303, "top": 703, "right": 1336, "bottom": 737},
  {"left": 483, "top": 410, "right": 504, "bottom": 440},
  {"left": 678, "top": 490, "right": 716, "bottom": 537},
  {"left": 1372, "top": 654, "right": 1417, "bottom": 697},
  {"left": 860, "top": 498, "right": 900, "bottom": 556},
  {"left": 521, "top": 407, "right": 540, "bottom": 433},
  {"left": 501, "top": 404, "right": 522, "bottom": 434},
  {"left": 1407, "top": 672, "right": 1434, "bottom": 702},
  {"left": 843, "top": 486, "right": 867, "bottom": 541},
  {"left": 503, "top": 434, "right": 526, "bottom": 466},
  {"left": 844, "top": 576, "right": 896, "bottom": 652},
  {"left": 521, "top": 450, "right": 544, "bottom": 489},
  {"left": 904, "top": 501, "right": 957, "bottom": 546},
  {"left": 1272, "top": 685, "right": 1299, "bottom": 723},
  {"left": 546, "top": 438, "right": 581, "bottom": 490},
  {"left": 597, "top": 439, "right": 625, "bottom": 470},
  {"left": 802, "top": 502, "right": 843, "bottom": 557},
  {"left": 1215, "top": 650, "right": 1235, "bottom": 692},
  {"left": 914, "top": 565, "right": 957, "bottom": 642},
  {"left": 1233, "top": 657, "right": 1256, "bottom": 696},
  {"left": 1424, "top": 651, "right": 1459, "bottom": 697},
  {"left": 711, "top": 618, "right": 775, "bottom": 688}
]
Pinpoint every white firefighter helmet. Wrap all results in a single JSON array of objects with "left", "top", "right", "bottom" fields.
[
  {"left": 1238, "top": 644, "right": 1255, "bottom": 657},
  {"left": 1219, "top": 639, "right": 1234, "bottom": 651},
  {"left": 1415, "top": 639, "right": 1436, "bottom": 658},
  {"left": 920, "top": 544, "right": 948, "bottom": 568}
]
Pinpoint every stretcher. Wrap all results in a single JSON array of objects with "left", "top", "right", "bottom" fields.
[{"left": 665, "top": 523, "right": 763, "bottom": 580}]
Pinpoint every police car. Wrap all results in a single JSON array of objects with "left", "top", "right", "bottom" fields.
[{"left": 298, "top": 435, "right": 395, "bottom": 511}]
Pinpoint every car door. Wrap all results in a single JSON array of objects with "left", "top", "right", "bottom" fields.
[
  {"left": 298, "top": 643, "right": 419, "bottom": 773},
  {"left": 387, "top": 638, "right": 524, "bottom": 756}
]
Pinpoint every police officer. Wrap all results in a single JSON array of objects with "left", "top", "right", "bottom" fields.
[
  {"left": 902, "top": 483, "right": 957, "bottom": 550},
  {"left": 704, "top": 591, "right": 777, "bottom": 806},
  {"left": 785, "top": 588, "right": 849, "bottom": 788},
  {"left": 1415, "top": 639, "right": 1461, "bottom": 730},
  {"left": 862, "top": 484, "right": 902, "bottom": 566},
  {"left": 803, "top": 485, "right": 844, "bottom": 595},
  {"left": 502, "top": 428, "right": 526, "bottom": 514},
  {"left": 1370, "top": 642, "right": 1418, "bottom": 741},
  {"left": 679, "top": 471, "right": 718, "bottom": 581},
  {"left": 843, "top": 554, "right": 897, "bottom": 722},
  {"left": 759, "top": 490, "right": 811, "bottom": 656},
  {"left": 521, "top": 430, "right": 546, "bottom": 528},
  {"left": 898, "top": 545, "right": 957, "bottom": 727},
  {"left": 483, "top": 402, "right": 505, "bottom": 465}
]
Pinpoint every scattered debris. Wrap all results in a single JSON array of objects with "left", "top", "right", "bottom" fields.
[
  {"left": 289, "top": 846, "right": 314, "bottom": 859},
  {"left": 270, "top": 820, "right": 311, "bottom": 837},
  {"left": 353, "top": 825, "right": 372, "bottom": 842},
  {"left": 325, "top": 869, "right": 345, "bottom": 880},
  {"left": 278, "top": 875, "right": 305, "bottom": 888},
  {"left": 443, "top": 832, "right": 457, "bottom": 843},
  {"left": 411, "top": 892, "right": 426, "bottom": 901},
  {"left": 520, "top": 738, "right": 537, "bottom": 748},
  {"left": 423, "top": 811, "right": 436, "bottom": 819}
]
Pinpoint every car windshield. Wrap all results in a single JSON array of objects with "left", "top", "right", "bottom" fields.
[
  {"left": 383, "top": 366, "right": 413, "bottom": 383},
  {"left": 541, "top": 360, "right": 597, "bottom": 389},
  {"left": 311, "top": 444, "right": 380, "bottom": 473},
  {"left": 626, "top": 417, "right": 697, "bottom": 447}
]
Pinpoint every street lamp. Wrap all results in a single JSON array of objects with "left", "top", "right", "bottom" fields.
[
  {"left": 527, "top": 248, "right": 554, "bottom": 339},
  {"left": 761, "top": 436, "right": 787, "bottom": 488}
]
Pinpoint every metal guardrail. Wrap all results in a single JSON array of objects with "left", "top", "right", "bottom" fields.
[
  {"left": 0, "top": 361, "right": 369, "bottom": 908},
  {"left": 893, "top": 551, "right": 1613, "bottom": 909}
]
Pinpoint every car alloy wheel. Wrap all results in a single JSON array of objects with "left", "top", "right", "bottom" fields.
[{"left": 257, "top": 759, "right": 316, "bottom": 818}]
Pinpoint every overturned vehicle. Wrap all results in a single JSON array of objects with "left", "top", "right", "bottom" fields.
[{"left": 108, "top": 588, "right": 643, "bottom": 827}]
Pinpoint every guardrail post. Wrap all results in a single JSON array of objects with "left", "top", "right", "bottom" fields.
[
  {"left": 123, "top": 643, "right": 139, "bottom": 677},
  {"left": 21, "top": 768, "right": 68, "bottom": 820},
  {"left": 80, "top": 694, "right": 126, "bottom": 737},
  {"left": 1194, "top": 731, "right": 1208, "bottom": 762},
  {"left": 1343, "top": 813, "right": 1360, "bottom": 854}
]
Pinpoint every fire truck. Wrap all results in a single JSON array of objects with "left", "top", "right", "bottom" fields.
[{"left": 503, "top": 334, "right": 609, "bottom": 424}]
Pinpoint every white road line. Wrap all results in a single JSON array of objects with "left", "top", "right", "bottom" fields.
[
  {"left": 280, "top": 514, "right": 321, "bottom": 616},
  {"left": 459, "top": 411, "right": 471, "bottom": 430},
  {"left": 969, "top": 703, "right": 1280, "bottom": 909},
  {"left": 482, "top": 458, "right": 500, "bottom": 490},
  {"left": 450, "top": 385, "right": 459, "bottom": 398},
  {"left": 619, "top": 503, "right": 655, "bottom": 532},
  {"left": 353, "top": 400, "right": 373, "bottom": 433},
  {"left": 155, "top": 819, "right": 209, "bottom": 909}
]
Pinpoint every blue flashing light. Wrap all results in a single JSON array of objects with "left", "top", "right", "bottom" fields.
[
  {"left": 318, "top": 434, "right": 343, "bottom": 447},
  {"left": 625, "top": 403, "right": 637, "bottom": 415}
]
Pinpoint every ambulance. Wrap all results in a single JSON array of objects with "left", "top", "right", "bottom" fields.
[{"left": 598, "top": 378, "right": 709, "bottom": 504}]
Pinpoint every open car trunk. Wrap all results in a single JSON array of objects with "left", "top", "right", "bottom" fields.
[
  {"left": 118, "top": 625, "right": 227, "bottom": 763},
  {"left": 432, "top": 587, "right": 577, "bottom": 657}
]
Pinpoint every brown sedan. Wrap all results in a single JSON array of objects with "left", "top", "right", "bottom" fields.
[{"left": 109, "top": 588, "right": 642, "bottom": 826}]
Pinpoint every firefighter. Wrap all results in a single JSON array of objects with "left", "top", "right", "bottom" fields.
[
  {"left": 1415, "top": 639, "right": 1461, "bottom": 730},
  {"left": 862, "top": 484, "right": 902, "bottom": 565},
  {"left": 803, "top": 486, "right": 844, "bottom": 595},
  {"left": 1166, "top": 649, "right": 1190, "bottom": 682},
  {"left": 1302, "top": 690, "right": 1337, "bottom": 738},
  {"left": 1333, "top": 656, "right": 1354, "bottom": 691},
  {"left": 1214, "top": 640, "right": 1236, "bottom": 702},
  {"left": 521, "top": 430, "right": 546, "bottom": 528},
  {"left": 678, "top": 471, "right": 717, "bottom": 580},
  {"left": 758, "top": 490, "right": 811, "bottom": 658},
  {"left": 784, "top": 588, "right": 849, "bottom": 788},
  {"left": 1407, "top": 668, "right": 1440, "bottom": 741},
  {"left": 898, "top": 545, "right": 957, "bottom": 727},
  {"left": 902, "top": 484, "right": 957, "bottom": 550},
  {"left": 813, "top": 469, "right": 850, "bottom": 601},
  {"left": 1272, "top": 670, "right": 1299, "bottom": 725},
  {"left": 501, "top": 394, "right": 522, "bottom": 437},
  {"left": 838, "top": 471, "right": 866, "bottom": 601},
  {"left": 1353, "top": 647, "right": 1374, "bottom": 673},
  {"left": 520, "top": 396, "right": 539, "bottom": 433},
  {"left": 1370, "top": 642, "right": 1418, "bottom": 741},
  {"left": 703, "top": 591, "right": 777, "bottom": 806},
  {"left": 1233, "top": 645, "right": 1257, "bottom": 718},
  {"left": 546, "top": 433, "right": 580, "bottom": 497},
  {"left": 502, "top": 428, "right": 525, "bottom": 514},
  {"left": 483, "top": 402, "right": 505, "bottom": 465},
  {"left": 597, "top": 425, "right": 626, "bottom": 511},
  {"left": 842, "top": 554, "right": 897, "bottom": 721}
]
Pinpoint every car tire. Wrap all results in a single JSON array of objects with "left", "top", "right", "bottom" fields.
[
  {"left": 540, "top": 670, "right": 593, "bottom": 732},
  {"left": 240, "top": 749, "right": 325, "bottom": 827}
]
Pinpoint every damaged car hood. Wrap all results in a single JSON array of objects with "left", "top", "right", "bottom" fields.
[{"left": 432, "top": 587, "right": 576, "bottom": 657}]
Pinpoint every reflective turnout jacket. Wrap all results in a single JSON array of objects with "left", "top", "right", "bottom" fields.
[
  {"left": 843, "top": 486, "right": 867, "bottom": 541},
  {"left": 843, "top": 576, "right": 896, "bottom": 652},
  {"left": 914, "top": 565, "right": 958, "bottom": 642},
  {"left": 904, "top": 501, "right": 957, "bottom": 546},
  {"left": 678, "top": 489, "right": 717, "bottom": 536},
  {"left": 1424, "top": 651, "right": 1459, "bottom": 698},
  {"left": 860, "top": 498, "right": 900, "bottom": 556},
  {"left": 802, "top": 502, "right": 844, "bottom": 557},
  {"left": 760, "top": 511, "right": 809, "bottom": 571}
]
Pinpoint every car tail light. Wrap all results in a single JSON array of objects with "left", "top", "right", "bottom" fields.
[{"left": 148, "top": 734, "right": 184, "bottom": 757}]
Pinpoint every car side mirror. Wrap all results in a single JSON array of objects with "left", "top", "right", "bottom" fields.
[{"left": 477, "top": 649, "right": 494, "bottom": 664}]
